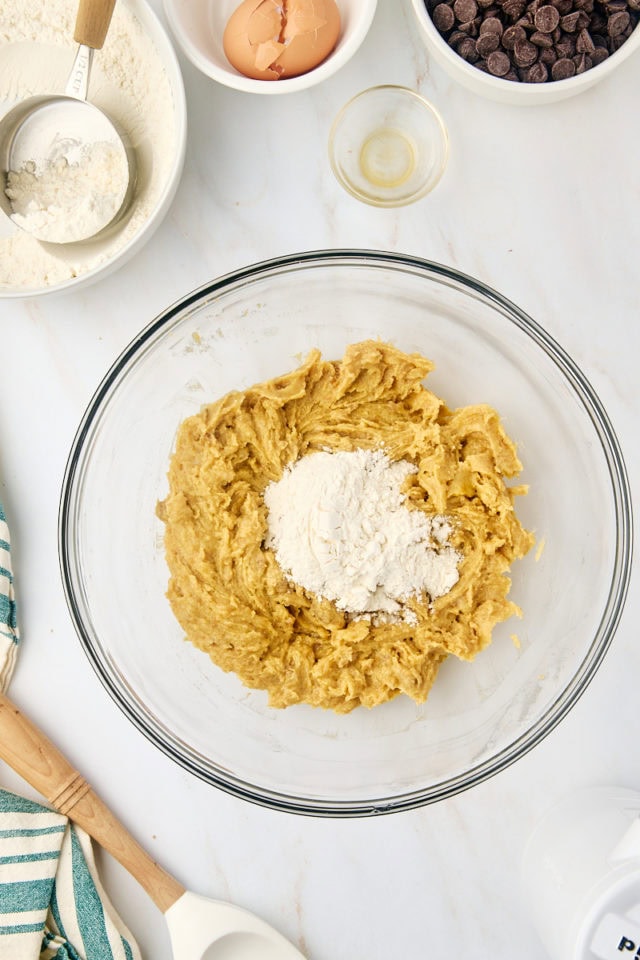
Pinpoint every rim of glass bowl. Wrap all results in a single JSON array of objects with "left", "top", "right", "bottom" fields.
[{"left": 58, "top": 249, "right": 633, "bottom": 818}]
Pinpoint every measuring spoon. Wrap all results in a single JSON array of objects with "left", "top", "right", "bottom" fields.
[
  {"left": 0, "top": 0, "right": 133, "bottom": 244},
  {"left": 0, "top": 692, "right": 306, "bottom": 960}
]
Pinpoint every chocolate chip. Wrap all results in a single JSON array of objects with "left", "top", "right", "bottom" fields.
[
  {"left": 480, "top": 15, "right": 505, "bottom": 31},
  {"left": 555, "top": 34, "right": 577, "bottom": 54},
  {"left": 531, "top": 28, "right": 555, "bottom": 42},
  {"left": 487, "top": 47, "right": 513, "bottom": 70},
  {"left": 476, "top": 30, "right": 502, "bottom": 52},
  {"left": 534, "top": 4, "right": 561, "bottom": 29},
  {"left": 513, "top": 36, "right": 540, "bottom": 61},
  {"left": 433, "top": 3, "right": 457, "bottom": 29},
  {"left": 539, "top": 44, "right": 559, "bottom": 60},
  {"left": 590, "top": 12, "right": 608, "bottom": 32},
  {"left": 459, "top": 15, "right": 482, "bottom": 33},
  {"left": 449, "top": 30, "right": 464, "bottom": 45},
  {"left": 457, "top": 35, "right": 480, "bottom": 57},
  {"left": 608, "top": 9, "right": 631, "bottom": 31},
  {"left": 610, "top": 29, "right": 629, "bottom": 46},
  {"left": 576, "top": 26, "right": 596, "bottom": 49},
  {"left": 502, "top": 22, "right": 528, "bottom": 43},
  {"left": 524, "top": 59, "right": 550, "bottom": 76},
  {"left": 591, "top": 44, "right": 610, "bottom": 59},
  {"left": 551, "top": 54, "right": 577, "bottom": 74},
  {"left": 516, "top": 11, "right": 536, "bottom": 27},
  {"left": 560, "top": 10, "right": 582, "bottom": 28},
  {"left": 502, "top": 0, "right": 527, "bottom": 18},
  {"left": 454, "top": 0, "right": 480, "bottom": 20}
]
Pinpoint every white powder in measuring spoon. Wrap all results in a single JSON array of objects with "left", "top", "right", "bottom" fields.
[
  {"left": 264, "top": 448, "right": 462, "bottom": 624},
  {"left": 7, "top": 139, "right": 128, "bottom": 243}
]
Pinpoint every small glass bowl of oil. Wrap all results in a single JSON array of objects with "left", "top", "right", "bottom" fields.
[{"left": 328, "top": 85, "right": 448, "bottom": 207}]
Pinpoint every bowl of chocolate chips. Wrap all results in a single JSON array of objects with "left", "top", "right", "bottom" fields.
[{"left": 410, "top": 0, "right": 640, "bottom": 101}]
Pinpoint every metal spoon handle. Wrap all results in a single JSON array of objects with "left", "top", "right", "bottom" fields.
[
  {"left": 65, "top": 45, "right": 94, "bottom": 100},
  {"left": 74, "top": 0, "right": 117, "bottom": 49},
  {"left": 65, "top": 0, "right": 117, "bottom": 100},
  {"left": 0, "top": 691, "right": 186, "bottom": 914}
]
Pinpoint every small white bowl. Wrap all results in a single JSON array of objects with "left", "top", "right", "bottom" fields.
[
  {"left": 0, "top": 0, "right": 187, "bottom": 299},
  {"left": 162, "top": 0, "right": 379, "bottom": 95},
  {"left": 409, "top": 0, "right": 640, "bottom": 104}
]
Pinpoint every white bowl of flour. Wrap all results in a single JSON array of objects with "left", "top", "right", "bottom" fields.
[{"left": 0, "top": 0, "right": 187, "bottom": 297}]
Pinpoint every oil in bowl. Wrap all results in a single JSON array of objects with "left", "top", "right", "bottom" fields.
[
  {"left": 328, "top": 85, "right": 448, "bottom": 207},
  {"left": 359, "top": 127, "right": 417, "bottom": 189}
]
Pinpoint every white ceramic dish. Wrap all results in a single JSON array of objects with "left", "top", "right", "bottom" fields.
[
  {"left": 162, "top": 0, "right": 378, "bottom": 95},
  {"left": 0, "top": 0, "right": 187, "bottom": 298},
  {"left": 409, "top": 0, "right": 640, "bottom": 104}
]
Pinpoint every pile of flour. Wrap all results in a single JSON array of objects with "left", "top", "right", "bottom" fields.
[
  {"left": 264, "top": 448, "right": 462, "bottom": 625},
  {"left": 6, "top": 139, "right": 128, "bottom": 243},
  {"left": 0, "top": 0, "right": 178, "bottom": 290}
]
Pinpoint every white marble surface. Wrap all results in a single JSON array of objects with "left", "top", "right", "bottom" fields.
[{"left": 1, "top": 0, "right": 639, "bottom": 957}]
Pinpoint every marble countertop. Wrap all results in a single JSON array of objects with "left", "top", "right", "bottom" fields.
[{"left": 1, "top": 0, "right": 639, "bottom": 957}]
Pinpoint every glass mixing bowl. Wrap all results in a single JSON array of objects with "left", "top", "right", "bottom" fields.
[{"left": 59, "top": 251, "right": 632, "bottom": 817}]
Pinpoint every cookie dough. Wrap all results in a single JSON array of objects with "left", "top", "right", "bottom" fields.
[{"left": 157, "top": 341, "right": 534, "bottom": 713}]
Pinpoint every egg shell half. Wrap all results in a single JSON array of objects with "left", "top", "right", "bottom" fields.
[{"left": 223, "top": 0, "right": 342, "bottom": 81}]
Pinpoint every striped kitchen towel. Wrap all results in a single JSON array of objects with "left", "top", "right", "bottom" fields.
[
  {"left": 0, "top": 503, "right": 142, "bottom": 959},
  {"left": 0, "top": 500, "right": 19, "bottom": 693},
  {"left": 0, "top": 789, "right": 142, "bottom": 960}
]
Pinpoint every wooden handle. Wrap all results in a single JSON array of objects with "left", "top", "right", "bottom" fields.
[
  {"left": 74, "top": 0, "right": 117, "bottom": 49},
  {"left": 0, "top": 692, "right": 185, "bottom": 914}
]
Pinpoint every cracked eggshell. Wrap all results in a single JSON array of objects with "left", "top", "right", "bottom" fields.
[
  {"left": 163, "top": 0, "right": 377, "bottom": 95},
  {"left": 223, "top": 0, "right": 341, "bottom": 81}
]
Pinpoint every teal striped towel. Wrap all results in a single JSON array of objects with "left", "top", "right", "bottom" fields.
[
  {"left": 0, "top": 500, "right": 19, "bottom": 693},
  {"left": 0, "top": 790, "right": 141, "bottom": 960},
  {"left": 0, "top": 502, "right": 142, "bottom": 959}
]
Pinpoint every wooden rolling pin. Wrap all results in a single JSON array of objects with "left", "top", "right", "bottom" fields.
[{"left": 0, "top": 691, "right": 184, "bottom": 913}]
